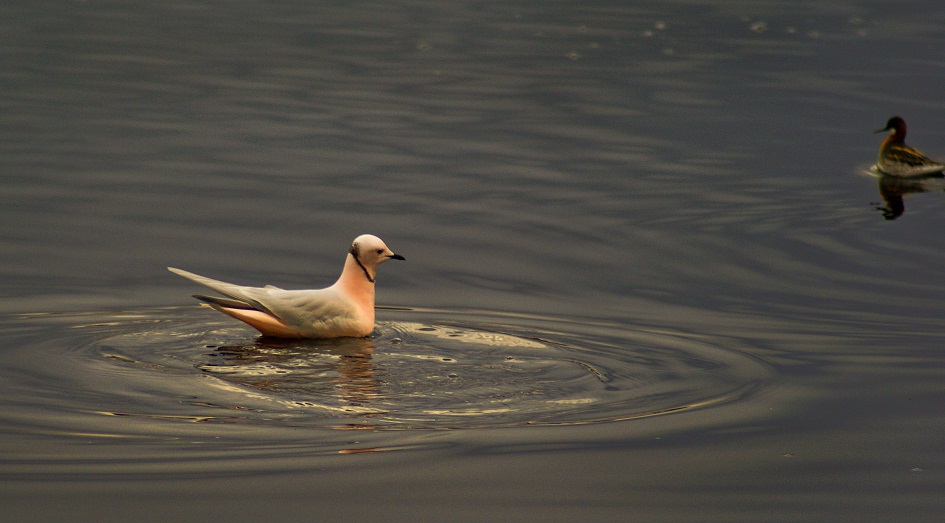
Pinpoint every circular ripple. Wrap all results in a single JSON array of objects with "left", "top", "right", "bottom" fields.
[{"left": 2, "top": 307, "right": 773, "bottom": 431}]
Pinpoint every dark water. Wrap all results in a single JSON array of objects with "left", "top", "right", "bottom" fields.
[{"left": 4, "top": 1, "right": 945, "bottom": 521}]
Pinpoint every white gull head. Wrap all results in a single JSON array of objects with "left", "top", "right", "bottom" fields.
[{"left": 347, "top": 234, "right": 406, "bottom": 283}]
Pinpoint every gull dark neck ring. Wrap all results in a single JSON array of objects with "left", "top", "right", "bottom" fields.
[{"left": 350, "top": 245, "right": 375, "bottom": 283}]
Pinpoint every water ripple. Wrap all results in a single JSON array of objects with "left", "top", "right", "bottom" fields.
[{"left": 2, "top": 307, "right": 774, "bottom": 435}]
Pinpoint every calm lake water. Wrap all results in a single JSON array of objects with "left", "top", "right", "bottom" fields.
[{"left": 4, "top": 0, "right": 945, "bottom": 521}]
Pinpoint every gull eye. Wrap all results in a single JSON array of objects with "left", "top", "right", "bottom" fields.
[{"left": 376, "top": 249, "right": 384, "bottom": 254}]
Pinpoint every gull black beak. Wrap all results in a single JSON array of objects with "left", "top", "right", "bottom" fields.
[{"left": 390, "top": 254, "right": 406, "bottom": 261}]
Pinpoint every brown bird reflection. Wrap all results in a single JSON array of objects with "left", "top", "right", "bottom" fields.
[
  {"left": 874, "top": 171, "right": 945, "bottom": 220},
  {"left": 200, "top": 336, "right": 379, "bottom": 409}
]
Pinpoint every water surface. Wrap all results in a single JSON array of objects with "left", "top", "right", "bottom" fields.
[{"left": 3, "top": 0, "right": 945, "bottom": 521}]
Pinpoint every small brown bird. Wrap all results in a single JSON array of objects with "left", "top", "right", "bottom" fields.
[{"left": 874, "top": 116, "right": 945, "bottom": 177}]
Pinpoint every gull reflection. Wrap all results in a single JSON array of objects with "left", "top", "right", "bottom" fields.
[
  {"left": 873, "top": 170, "right": 945, "bottom": 220},
  {"left": 199, "top": 336, "right": 378, "bottom": 408}
]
